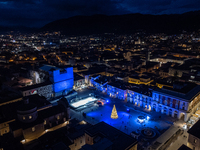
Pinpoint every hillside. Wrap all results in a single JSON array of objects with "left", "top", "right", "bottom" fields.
[{"left": 40, "top": 11, "right": 200, "bottom": 35}]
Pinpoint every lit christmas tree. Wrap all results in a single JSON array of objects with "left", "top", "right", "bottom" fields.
[{"left": 111, "top": 104, "right": 118, "bottom": 119}]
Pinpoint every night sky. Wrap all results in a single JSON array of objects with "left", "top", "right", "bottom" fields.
[{"left": 0, "top": 0, "right": 200, "bottom": 27}]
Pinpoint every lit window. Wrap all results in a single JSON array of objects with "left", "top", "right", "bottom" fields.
[
  {"left": 57, "top": 115, "right": 60, "bottom": 120},
  {"left": 32, "top": 127, "right": 35, "bottom": 132},
  {"left": 29, "top": 116, "right": 32, "bottom": 119},
  {"left": 44, "top": 120, "right": 46, "bottom": 125},
  {"left": 23, "top": 116, "right": 25, "bottom": 120},
  {"left": 194, "top": 139, "right": 197, "bottom": 143}
]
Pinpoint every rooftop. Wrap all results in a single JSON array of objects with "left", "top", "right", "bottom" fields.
[
  {"left": 128, "top": 84, "right": 153, "bottom": 96},
  {"left": 93, "top": 76, "right": 110, "bottom": 84},
  {"left": 108, "top": 81, "right": 127, "bottom": 90},
  {"left": 188, "top": 119, "right": 200, "bottom": 139},
  {"left": 19, "top": 80, "right": 52, "bottom": 91},
  {"left": 154, "top": 83, "right": 200, "bottom": 101},
  {"left": 178, "top": 144, "right": 192, "bottom": 150},
  {"left": 67, "top": 118, "right": 92, "bottom": 140},
  {"left": 85, "top": 121, "right": 137, "bottom": 150},
  {"left": 39, "top": 64, "right": 72, "bottom": 72}
]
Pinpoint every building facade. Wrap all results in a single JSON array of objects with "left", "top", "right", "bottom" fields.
[
  {"left": 107, "top": 83, "right": 127, "bottom": 100},
  {"left": 40, "top": 65, "right": 74, "bottom": 97},
  {"left": 187, "top": 119, "right": 200, "bottom": 150},
  {"left": 21, "top": 81, "right": 53, "bottom": 99},
  {"left": 151, "top": 85, "right": 200, "bottom": 122},
  {"left": 127, "top": 89, "right": 152, "bottom": 110},
  {"left": 91, "top": 75, "right": 200, "bottom": 122}
]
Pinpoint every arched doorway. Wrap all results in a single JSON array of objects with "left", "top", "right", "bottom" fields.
[
  {"left": 158, "top": 105, "right": 162, "bottom": 113},
  {"left": 174, "top": 110, "right": 178, "bottom": 118},
  {"left": 169, "top": 109, "right": 173, "bottom": 117},
  {"left": 152, "top": 104, "right": 157, "bottom": 111},
  {"left": 148, "top": 105, "right": 151, "bottom": 111},
  {"left": 163, "top": 107, "right": 168, "bottom": 115},
  {"left": 130, "top": 98, "right": 133, "bottom": 103},
  {"left": 180, "top": 113, "right": 185, "bottom": 121}
]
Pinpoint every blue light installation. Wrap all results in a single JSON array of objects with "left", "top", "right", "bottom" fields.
[
  {"left": 137, "top": 116, "right": 145, "bottom": 123},
  {"left": 53, "top": 79, "right": 74, "bottom": 93},
  {"left": 50, "top": 67, "right": 74, "bottom": 83},
  {"left": 147, "top": 116, "right": 150, "bottom": 120},
  {"left": 50, "top": 67, "right": 74, "bottom": 93}
]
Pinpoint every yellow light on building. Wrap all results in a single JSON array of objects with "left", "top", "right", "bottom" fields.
[
  {"left": 21, "top": 139, "right": 26, "bottom": 144},
  {"left": 148, "top": 105, "right": 151, "bottom": 111}
]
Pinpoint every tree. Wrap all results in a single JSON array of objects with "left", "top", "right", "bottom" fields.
[{"left": 111, "top": 105, "right": 118, "bottom": 119}]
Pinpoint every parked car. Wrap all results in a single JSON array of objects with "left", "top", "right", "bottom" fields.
[{"left": 96, "top": 101, "right": 103, "bottom": 107}]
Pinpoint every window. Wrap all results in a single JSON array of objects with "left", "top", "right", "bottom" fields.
[
  {"left": 44, "top": 120, "right": 46, "bottom": 125},
  {"left": 194, "top": 139, "right": 197, "bottom": 144},
  {"left": 32, "top": 127, "right": 35, "bottom": 132},
  {"left": 23, "top": 116, "right": 25, "bottom": 120},
  {"left": 80, "top": 140, "right": 82, "bottom": 143},
  {"left": 88, "top": 137, "right": 89, "bottom": 141},
  {"left": 29, "top": 116, "right": 32, "bottom": 119},
  {"left": 57, "top": 115, "right": 60, "bottom": 120},
  {"left": 75, "top": 143, "right": 77, "bottom": 146}
]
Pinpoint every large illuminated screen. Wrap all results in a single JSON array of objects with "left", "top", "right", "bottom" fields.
[
  {"left": 71, "top": 97, "right": 97, "bottom": 108},
  {"left": 53, "top": 79, "right": 74, "bottom": 93}
]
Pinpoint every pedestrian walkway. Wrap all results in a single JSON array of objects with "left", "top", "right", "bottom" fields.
[{"left": 167, "top": 129, "right": 188, "bottom": 150}]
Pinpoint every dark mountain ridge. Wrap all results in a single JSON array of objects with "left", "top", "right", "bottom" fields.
[{"left": 41, "top": 11, "right": 200, "bottom": 35}]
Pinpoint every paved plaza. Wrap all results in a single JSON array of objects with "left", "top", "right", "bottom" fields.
[{"left": 69, "top": 88, "right": 188, "bottom": 149}]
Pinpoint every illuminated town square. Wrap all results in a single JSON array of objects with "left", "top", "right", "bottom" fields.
[
  {"left": 69, "top": 88, "right": 188, "bottom": 149},
  {"left": 0, "top": 2, "right": 200, "bottom": 149}
]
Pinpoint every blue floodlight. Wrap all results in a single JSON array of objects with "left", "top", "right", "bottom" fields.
[
  {"left": 106, "top": 100, "right": 109, "bottom": 103},
  {"left": 147, "top": 116, "right": 150, "bottom": 120},
  {"left": 127, "top": 108, "right": 130, "bottom": 112}
]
